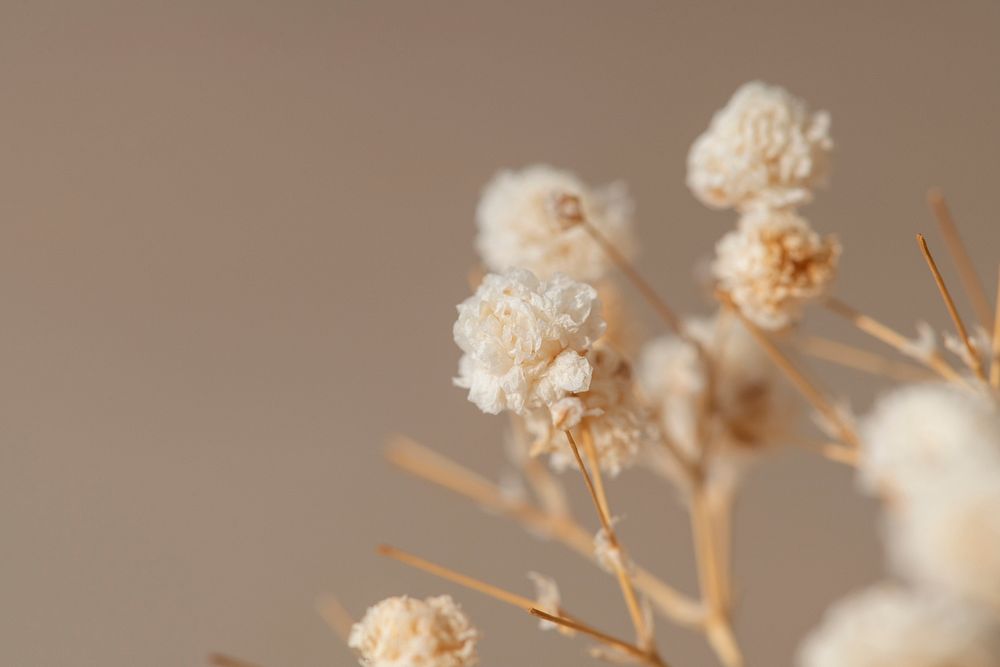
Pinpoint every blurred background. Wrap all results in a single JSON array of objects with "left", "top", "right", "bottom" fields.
[{"left": 2, "top": 2, "right": 998, "bottom": 666}]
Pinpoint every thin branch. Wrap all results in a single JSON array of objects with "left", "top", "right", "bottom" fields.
[
  {"left": 379, "top": 544, "right": 538, "bottom": 610},
  {"left": 719, "top": 292, "right": 860, "bottom": 448},
  {"left": 208, "top": 655, "right": 264, "bottom": 667},
  {"left": 529, "top": 609, "right": 668, "bottom": 667},
  {"left": 927, "top": 189, "right": 993, "bottom": 331},
  {"left": 316, "top": 594, "right": 354, "bottom": 644},
  {"left": 385, "top": 436, "right": 705, "bottom": 626},
  {"left": 823, "top": 297, "right": 962, "bottom": 382},
  {"left": 797, "top": 335, "right": 934, "bottom": 382},
  {"left": 917, "top": 234, "right": 986, "bottom": 381},
  {"left": 565, "top": 430, "right": 650, "bottom": 646}
]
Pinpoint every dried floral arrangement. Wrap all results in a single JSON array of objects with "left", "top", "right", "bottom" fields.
[{"left": 215, "top": 82, "right": 1000, "bottom": 667}]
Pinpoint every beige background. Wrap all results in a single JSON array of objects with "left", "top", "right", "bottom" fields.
[{"left": 1, "top": 2, "right": 999, "bottom": 666}]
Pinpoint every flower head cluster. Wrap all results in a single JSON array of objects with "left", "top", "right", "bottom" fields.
[
  {"left": 525, "top": 343, "right": 649, "bottom": 476},
  {"left": 687, "top": 81, "right": 832, "bottom": 211},
  {"left": 712, "top": 208, "right": 840, "bottom": 330},
  {"left": 349, "top": 595, "right": 479, "bottom": 667},
  {"left": 475, "top": 165, "right": 636, "bottom": 282},
  {"left": 637, "top": 314, "right": 786, "bottom": 486},
  {"left": 798, "top": 586, "right": 1000, "bottom": 667},
  {"left": 454, "top": 269, "right": 605, "bottom": 415}
]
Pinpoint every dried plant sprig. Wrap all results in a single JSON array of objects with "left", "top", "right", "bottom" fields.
[
  {"left": 927, "top": 188, "right": 993, "bottom": 332},
  {"left": 916, "top": 234, "right": 986, "bottom": 381},
  {"left": 796, "top": 335, "right": 934, "bottom": 383},
  {"left": 529, "top": 608, "right": 669, "bottom": 667},
  {"left": 317, "top": 594, "right": 355, "bottom": 644},
  {"left": 565, "top": 430, "right": 651, "bottom": 647},
  {"left": 385, "top": 436, "right": 705, "bottom": 626},
  {"left": 823, "top": 297, "right": 963, "bottom": 383}
]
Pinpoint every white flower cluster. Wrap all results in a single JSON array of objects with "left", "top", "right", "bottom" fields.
[
  {"left": 526, "top": 344, "right": 648, "bottom": 476},
  {"left": 798, "top": 586, "right": 1000, "bottom": 667},
  {"left": 475, "top": 165, "right": 636, "bottom": 282},
  {"left": 454, "top": 269, "right": 605, "bottom": 415},
  {"left": 690, "top": 83, "right": 839, "bottom": 330},
  {"left": 801, "top": 385, "right": 1000, "bottom": 665},
  {"left": 713, "top": 208, "right": 841, "bottom": 330},
  {"left": 687, "top": 81, "right": 832, "bottom": 211},
  {"left": 637, "top": 314, "right": 786, "bottom": 487},
  {"left": 349, "top": 595, "right": 479, "bottom": 667}
]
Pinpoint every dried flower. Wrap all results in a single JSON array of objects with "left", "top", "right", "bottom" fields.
[
  {"left": 713, "top": 208, "right": 840, "bottom": 330},
  {"left": 687, "top": 81, "right": 832, "bottom": 211},
  {"left": 886, "top": 466, "right": 1000, "bottom": 614},
  {"left": 475, "top": 165, "right": 636, "bottom": 281},
  {"left": 454, "top": 269, "right": 605, "bottom": 414},
  {"left": 348, "top": 595, "right": 479, "bottom": 667},
  {"left": 527, "top": 572, "right": 574, "bottom": 634},
  {"left": 797, "top": 585, "right": 1000, "bottom": 667},
  {"left": 594, "top": 520, "right": 635, "bottom": 575},
  {"left": 859, "top": 383, "right": 1000, "bottom": 499},
  {"left": 638, "top": 314, "right": 786, "bottom": 474},
  {"left": 526, "top": 344, "right": 649, "bottom": 476}
]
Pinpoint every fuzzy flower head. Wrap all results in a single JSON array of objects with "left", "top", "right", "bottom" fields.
[
  {"left": 687, "top": 81, "right": 832, "bottom": 211},
  {"left": 638, "top": 314, "right": 787, "bottom": 471},
  {"left": 454, "top": 269, "right": 605, "bottom": 415},
  {"left": 713, "top": 208, "right": 840, "bottom": 330},
  {"left": 348, "top": 595, "right": 479, "bottom": 667},
  {"left": 475, "top": 165, "right": 636, "bottom": 282},
  {"left": 797, "top": 585, "right": 1000, "bottom": 667},
  {"left": 526, "top": 343, "right": 650, "bottom": 477},
  {"left": 859, "top": 383, "right": 1000, "bottom": 499}
]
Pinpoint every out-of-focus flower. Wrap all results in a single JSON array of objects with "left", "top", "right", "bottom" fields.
[
  {"left": 797, "top": 585, "right": 1000, "bottom": 667},
  {"left": 454, "top": 269, "right": 605, "bottom": 415},
  {"left": 637, "top": 314, "right": 787, "bottom": 488},
  {"left": 526, "top": 344, "right": 649, "bottom": 476},
  {"left": 594, "top": 520, "right": 635, "bottom": 575},
  {"left": 349, "top": 595, "right": 479, "bottom": 667},
  {"left": 527, "top": 572, "right": 573, "bottom": 635},
  {"left": 475, "top": 165, "right": 635, "bottom": 281},
  {"left": 713, "top": 208, "right": 840, "bottom": 330},
  {"left": 687, "top": 81, "right": 832, "bottom": 211},
  {"left": 859, "top": 383, "right": 1000, "bottom": 499}
]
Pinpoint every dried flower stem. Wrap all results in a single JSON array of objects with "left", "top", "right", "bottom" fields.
[
  {"left": 992, "top": 267, "right": 1000, "bottom": 389},
  {"left": 797, "top": 335, "right": 934, "bottom": 382},
  {"left": 385, "top": 436, "right": 705, "bottom": 626},
  {"left": 208, "top": 655, "right": 264, "bottom": 667},
  {"left": 719, "top": 291, "right": 860, "bottom": 449},
  {"left": 529, "top": 609, "right": 670, "bottom": 667},
  {"left": 511, "top": 415, "right": 571, "bottom": 517},
  {"left": 316, "top": 594, "right": 354, "bottom": 644},
  {"left": 916, "top": 234, "right": 987, "bottom": 381},
  {"left": 823, "top": 297, "right": 963, "bottom": 383},
  {"left": 927, "top": 189, "right": 993, "bottom": 331},
  {"left": 379, "top": 544, "right": 540, "bottom": 610},
  {"left": 565, "top": 429, "right": 650, "bottom": 646}
]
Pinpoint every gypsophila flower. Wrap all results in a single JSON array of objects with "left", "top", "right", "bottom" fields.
[
  {"left": 638, "top": 314, "right": 787, "bottom": 480},
  {"left": 886, "top": 466, "right": 1000, "bottom": 614},
  {"left": 797, "top": 585, "right": 1000, "bottom": 667},
  {"left": 687, "top": 81, "right": 832, "bottom": 211},
  {"left": 454, "top": 269, "right": 605, "bottom": 415},
  {"left": 594, "top": 520, "right": 635, "bottom": 576},
  {"left": 475, "top": 165, "right": 636, "bottom": 282},
  {"left": 713, "top": 208, "right": 840, "bottom": 330},
  {"left": 859, "top": 383, "right": 1000, "bottom": 499},
  {"left": 527, "top": 572, "right": 574, "bottom": 635},
  {"left": 526, "top": 344, "right": 649, "bottom": 476},
  {"left": 348, "top": 595, "right": 479, "bottom": 667}
]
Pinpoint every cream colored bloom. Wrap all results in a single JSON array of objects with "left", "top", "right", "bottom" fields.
[
  {"left": 348, "top": 595, "right": 479, "bottom": 667},
  {"left": 475, "top": 165, "right": 636, "bottom": 281},
  {"left": 526, "top": 344, "right": 648, "bottom": 476},
  {"left": 594, "top": 521, "right": 635, "bottom": 575},
  {"left": 454, "top": 269, "right": 605, "bottom": 414},
  {"left": 886, "top": 467, "right": 1000, "bottom": 614},
  {"left": 713, "top": 208, "right": 840, "bottom": 330},
  {"left": 859, "top": 383, "right": 1000, "bottom": 499},
  {"left": 687, "top": 81, "right": 832, "bottom": 211},
  {"left": 637, "top": 314, "right": 786, "bottom": 480},
  {"left": 527, "top": 572, "right": 573, "bottom": 634},
  {"left": 798, "top": 585, "right": 1000, "bottom": 667}
]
